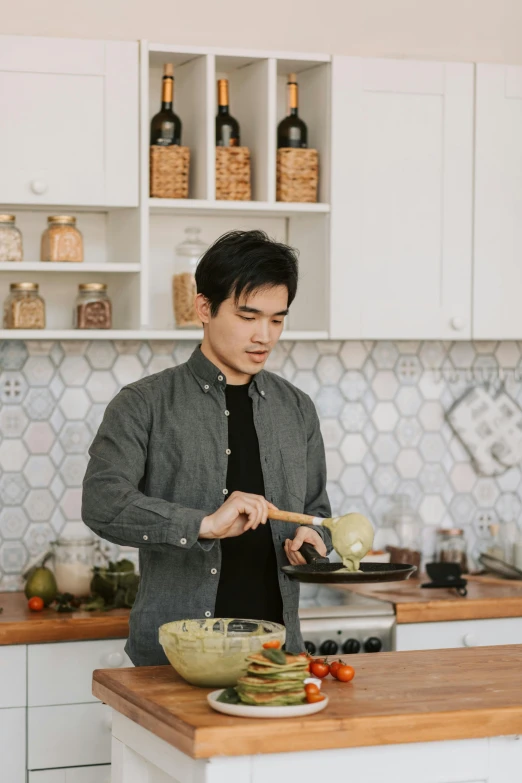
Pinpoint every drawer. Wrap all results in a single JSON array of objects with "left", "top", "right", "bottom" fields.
[
  {"left": 28, "top": 702, "right": 112, "bottom": 770},
  {"left": 0, "top": 707, "right": 26, "bottom": 783},
  {"left": 0, "top": 645, "right": 26, "bottom": 707},
  {"left": 396, "top": 617, "right": 522, "bottom": 651},
  {"left": 29, "top": 766, "right": 110, "bottom": 783},
  {"left": 29, "top": 638, "right": 131, "bottom": 706}
]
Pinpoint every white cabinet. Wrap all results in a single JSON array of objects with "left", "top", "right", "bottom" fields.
[
  {"left": 473, "top": 64, "right": 522, "bottom": 339},
  {"left": 0, "top": 644, "right": 26, "bottom": 707},
  {"left": 330, "top": 57, "right": 474, "bottom": 340},
  {"left": 29, "top": 767, "right": 110, "bottom": 783},
  {"left": 0, "top": 36, "right": 138, "bottom": 207},
  {"left": 396, "top": 617, "right": 522, "bottom": 651},
  {"left": 0, "top": 707, "right": 26, "bottom": 783}
]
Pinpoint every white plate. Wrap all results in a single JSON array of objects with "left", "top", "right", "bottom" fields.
[{"left": 207, "top": 689, "right": 329, "bottom": 719}]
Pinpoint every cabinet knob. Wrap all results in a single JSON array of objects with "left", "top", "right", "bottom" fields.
[
  {"left": 30, "top": 179, "right": 48, "bottom": 195},
  {"left": 451, "top": 317, "right": 465, "bottom": 331},
  {"left": 463, "top": 633, "right": 478, "bottom": 647},
  {"left": 103, "top": 651, "right": 124, "bottom": 668}
]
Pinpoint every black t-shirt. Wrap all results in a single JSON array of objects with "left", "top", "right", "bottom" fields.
[{"left": 214, "top": 382, "right": 284, "bottom": 625}]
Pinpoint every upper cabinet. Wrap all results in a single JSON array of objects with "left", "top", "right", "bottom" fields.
[
  {"left": 329, "top": 57, "right": 474, "bottom": 340},
  {"left": 0, "top": 36, "right": 138, "bottom": 207},
  {"left": 474, "top": 64, "right": 522, "bottom": 340}
]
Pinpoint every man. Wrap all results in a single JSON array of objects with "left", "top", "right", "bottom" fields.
[{"left": 82, "top": 229, "right": 332, "bottom": 665}]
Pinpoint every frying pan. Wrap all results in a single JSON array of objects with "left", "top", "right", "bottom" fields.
[
  {"left": 479, "top": 553, "right": 522, "bottom": 580},
  {"left": 281, "top": 542, "right": 417, "bottom": 584}
]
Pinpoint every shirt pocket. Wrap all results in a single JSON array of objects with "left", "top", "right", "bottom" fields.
[{"left": 279, "top": 447, "right": 307, "bottom": 504}]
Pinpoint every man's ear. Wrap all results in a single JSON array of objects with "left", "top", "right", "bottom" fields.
[{"left": 195, "top": 293, "right": 211, "bottom": 324}]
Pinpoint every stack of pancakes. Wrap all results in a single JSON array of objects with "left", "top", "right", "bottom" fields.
[{"left": 236, "top": 651, "right": 309, "bottom": 706}]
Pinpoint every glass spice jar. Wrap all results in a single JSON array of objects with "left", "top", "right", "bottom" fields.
[
  {"left": 0, "top": 215, "right": 23, "bottom": 262},
  {"left": 435, "top": 528, "right": 469, "bottom": 573},
  {"left": 172, "top": 227, "right": 208, "bottom": 328},
  {"left": 41, "top": 216, "right": 83, "bottom": 262},
  {"left": 3, "top": 282, "right": 45, "bottom": 329},
  {"left": 74, "top": 283, "right": 112, "bottom": 329}
]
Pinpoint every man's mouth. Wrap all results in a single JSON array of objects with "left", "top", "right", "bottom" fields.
[{"left": 247, "top": 350, "right": 269, "bottom": 363}]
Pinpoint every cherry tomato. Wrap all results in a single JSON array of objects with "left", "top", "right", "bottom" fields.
[
  {"left": 329, "top": 660, "right": 343, "bottom": 678},
  {"left": 306, "top": 691, "right": 326, "bottom": 704},
  {"left": 310, "top": 659, "right": 330, "bottom": 679},
  {"left": 335, "top": 664, "right": 355, "bottom": 682},
  {"left": 304, "top": 683, "right": 320, "bottom": 697},
  {"left": 28, "top": 596, "right": 44, "bottom": 612},
  {"left": 262, "top": 640, "right": 281, "bottom": 649}
]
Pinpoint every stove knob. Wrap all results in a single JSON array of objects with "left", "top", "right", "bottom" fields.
[
  {"left": 304, "top": 641, "right": 316, "bottom": 655},
  {"left": 364, "top": 637, "right": 383, "bottom": 653},
  {"left": 319, "top": 640, "right": 339, "bottom": 656},
  {"left": 342, "top": 638, "right": 361, "bottom": 654}
]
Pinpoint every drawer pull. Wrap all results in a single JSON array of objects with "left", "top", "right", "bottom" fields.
[
  {"left": 31, "top": 179, "right": 48, "bottom": 195},
  {"left": 102, "top": 651, "right": 124, "bottom": 668},
  {"left": 463, "top": 633, "right": 478, "bottom": 647}
]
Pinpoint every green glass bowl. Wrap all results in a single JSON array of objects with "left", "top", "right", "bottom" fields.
[{"left": 159, "top": 618, "right": 286, "bottom": 687}]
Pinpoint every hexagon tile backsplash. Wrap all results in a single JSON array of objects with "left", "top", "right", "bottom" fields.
[{"left": 1, "top": 338, "right": 522, "bottom": 589}]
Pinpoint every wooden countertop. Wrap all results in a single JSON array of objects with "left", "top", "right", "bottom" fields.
[
  {"left": 338, "top": 575, "right": 522, "bottom": 623},
  {"left": 0, "top": 592, "right": 129, "bottom": 645},
  {"left": 93, "top": 644, "right": 522, "bottom": 759}
]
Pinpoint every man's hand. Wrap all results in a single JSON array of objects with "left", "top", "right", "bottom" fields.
[
  {"left": 199, "top": 491, "right": 278, "bottom": 539},
  {"left": 284, "top": 526, "right": 327, "bottom": 566}
]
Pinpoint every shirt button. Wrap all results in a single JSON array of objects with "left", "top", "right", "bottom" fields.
[
  {"left": 260, "top": 390, "right": 265, "bottom": 396},
  {"left": 223, "top": 488, "right": 229, "bottom": 495},
  {"left": 211, "top": 568, "right": 217, "bottom": 575},
  {"left": 204, "top": 384, "right": 209, "bottom": 390},
  {"left": 226, "top": 448, "right": 231, "bottom": 455},
  {"left": 205, "top": 611, "right": 212, "bottom": 618},
  {"left": 143, "top": 534, "right": 149, "bottom": 541},
  {"left": 225, "top": 410, "right": 230, "bottom": 416},
  {"left": 180, "top": 537, "right": 187, "bottom": 545},
  {"left": 218, "top": 375, "right": 224, "bottom": 381}
]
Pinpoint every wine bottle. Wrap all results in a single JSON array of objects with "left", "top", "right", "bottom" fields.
[
  {"left": 150, "top": 63, "right": 182, "bottom": 146},
  {"left": 277, "top": 73, "right": 308, "bottom": 149},
  {"left": 216, "top": 79, "right": 240, "bottom": 147}
]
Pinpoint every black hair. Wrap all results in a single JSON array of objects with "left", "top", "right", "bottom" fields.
[{"left": 195, "top": 229, "right": 299, "bottom": 317}]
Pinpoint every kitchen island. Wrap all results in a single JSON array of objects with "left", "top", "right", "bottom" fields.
[{"left": 93, "top": 644, "right": 522, "bottom": 783}]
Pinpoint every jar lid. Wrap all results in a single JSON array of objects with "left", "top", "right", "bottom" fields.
[
  {"left": 48, "top": 215, "right": 76, "bottom": 224},
  {"left": 10, "top": 282, "right": 38, "bottom": 291},
  {"left": 78, "top": 283, "right": 107, "bottom": 291},
  {"left": 436, "top": 528, "right": 464, "bottom": 536},
  {"left": 54, "top": 536, "right": 95, "bottom": 546},
  {"left": 0, "top": 215, "right": 15, "bottom": 223}
]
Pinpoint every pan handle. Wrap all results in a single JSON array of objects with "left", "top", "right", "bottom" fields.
[{"left": 299, "top": 542, "right": 330, "bottom": 565}]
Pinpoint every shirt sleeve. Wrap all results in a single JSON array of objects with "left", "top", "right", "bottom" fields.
[
  {"left": 82, "top": 386, "right": 214, "bottom": 552},
  {"left": 302, "top": 395, "right": 333, "bottom": 554}
]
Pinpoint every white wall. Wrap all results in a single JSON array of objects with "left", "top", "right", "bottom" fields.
[{"left": 1, "top": 0, "right": 522, "bottom": 64}]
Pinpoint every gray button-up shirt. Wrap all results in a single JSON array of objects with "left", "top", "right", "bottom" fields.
[{"left": 82, "top": 346, "right": 332, "bottom": 665}]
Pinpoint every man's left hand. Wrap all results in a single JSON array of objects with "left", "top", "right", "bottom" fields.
[{"left": 284, "top": 526, "right": 327, "bottom": 566}]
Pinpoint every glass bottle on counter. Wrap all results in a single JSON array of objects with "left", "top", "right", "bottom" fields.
[
  {"left": 381, "top": 494, "right": 423, "bottom": 570},
  {"left": 0, "top": 215, "right": 23, "bottom": 262},
  {"left": 41, "top": 216, "right": 83, "bottom": 263},
  {"left": 278, "top": 73, "right": 308, "bottom": 149},
  {"left": 150, "top": 63, "right": 182, "bottom": 146},
  {"left": 3, "top": 282, "right": 45, "bottom": 329},
  {"left": 74, "top": 283, "right": 112, "bottom": 329},
  {"left": 172, "top": 227, "right": 208, "bottom": 328},
  {"left": 435, "top": 528, "right": 469, "bottom": 573},
  {"left": 216, "top": 79, "right": 240, "bottom": 147},
  {"left": 51, "top": 537, "right": 99, "bottom": 597}
]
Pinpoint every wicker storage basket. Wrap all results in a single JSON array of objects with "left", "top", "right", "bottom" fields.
[
  {"left": 150, "top": 146, "right": 190, "bottom": 199},
  {"left": 216, "top": 147, "right": 251, "bottom": 201},
  {"left": 277, "top": 148, "right": 318, "bottom": 203}
]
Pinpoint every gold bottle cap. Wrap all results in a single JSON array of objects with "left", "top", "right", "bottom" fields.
[
  {"left": 217, "top": 79, "right": 229, "bottom": 105},
  {"left": 0, "top": 215, "right": 15, "bottom": 223},
  {"left": 164, "top": 63, "right": 174, "bottom": 77},
  {"left": 48, "top": 216, "right": 76, "bottom": 224},
  {"left": 78, "top": 283, "right": 107, "bottom": 291},
  {"left": 10, "top": 282, "right": 38, "bottom": 291}
]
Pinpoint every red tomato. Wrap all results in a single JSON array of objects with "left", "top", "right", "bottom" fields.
[
  {"left": 262, "top": 640, "right": 281, "bottom": 649},
  {"left": 304, "top": 683, "right": 320, "bottom": 697},
  {"left": 28, "top": 596, "right": 44, "bottom": 612},
  {"left": 329, "top": 660, "right": 343, "bottom": 678},
  {"left": 306, "top": 691, "right": 326, "bottom": 704},
  {"left": 336, "top": 664, "right": 355, "bottom": 682},
  {"left": 310, "top": 659, "right": 330, "bottom": 679}
]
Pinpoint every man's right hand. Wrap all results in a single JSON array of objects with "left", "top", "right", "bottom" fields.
[{"left": 199, "top": 491, "right": 278, "bottom": 539}]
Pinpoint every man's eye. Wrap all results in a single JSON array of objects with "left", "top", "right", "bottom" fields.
[
  {"left": 240, "top": 316, "right": 255, "bottom": 321},
  {"left": 272, "top": 320, "right": 283, "bottom": 325}
]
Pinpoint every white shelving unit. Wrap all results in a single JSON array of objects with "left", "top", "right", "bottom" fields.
[{"left": 0, "top": 39, "right": 332, "bottom": 340}]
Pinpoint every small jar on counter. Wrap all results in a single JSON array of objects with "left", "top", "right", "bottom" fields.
[
  {"left": 435, "top": 528, "right": 469, "bottom": 573},
  {"left": 0, "top": 215, "right": 23, "bottom": 262},
  {"left": 41, "top": 216, "right": 83, "bottom": 262},
  {"left": 74, "top": 283, "right": 112, "bottom": 329},
  {"left": 3, "top": 282, "right": 45, "bottom": 329}
]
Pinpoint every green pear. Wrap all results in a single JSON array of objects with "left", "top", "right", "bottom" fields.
[{"left": 24, "top": 566, "right": 58, "bottom": 606}]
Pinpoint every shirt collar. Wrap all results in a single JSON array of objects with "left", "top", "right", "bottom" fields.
[{"left": 187, "top": 345, "right": 268, "bottom": 398}]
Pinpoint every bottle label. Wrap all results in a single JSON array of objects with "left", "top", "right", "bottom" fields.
[{"left": 157, "top": 121, "right": 175, "bottom": 145}]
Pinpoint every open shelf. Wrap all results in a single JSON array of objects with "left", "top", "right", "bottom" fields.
[
  {"left": 0, "top": 262, "right": 140, "bottom": 273},
  {"left": 149, "top": 198, "right": 330, "bottom": 216}
]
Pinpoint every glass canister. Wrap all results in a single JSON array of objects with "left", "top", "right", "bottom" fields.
[
  {"left": 41, "top": 216, "right": 83, "bottom": 262},
  {"left": 0, "top": 214, "right": 23, "bottom": 262},
  {"left": 381, "top": 494, "right": 423, "bottom": 570},
  {"left": 51, "top": 537, "right": 101, "bottom": 597},
  {"left": 74, "top": 283, "right": 112, "bottom": 329},
  {"left": 172, "top": 227, "right": 208, "bottom": 328},
  {"left": 3, "top": 283, "right": 45, "bottom": 329},
  {"left": 435, "top": 528, "right": 469, "bottom": 573}
]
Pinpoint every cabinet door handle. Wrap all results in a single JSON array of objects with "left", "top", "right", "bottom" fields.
[
  {"left": 451, "top": 317, "right": 465, "bottom": 331},
  {"left": 30, "top": 179, "right": 48, "bottom": 195},
  {"left": 102, "top": 651, "right": 124, "bottom": 668},
  {"left": 463, "top": 633, "right": 478, "bottom": 647}
]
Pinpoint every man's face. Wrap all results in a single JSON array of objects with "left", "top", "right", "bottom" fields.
[{"left": 197, "top": 285, "right": 289, "bottom": 383}]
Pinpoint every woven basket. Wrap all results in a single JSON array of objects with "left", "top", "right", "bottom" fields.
[
  {"left": 277, "top": 148, "right": 318, "bottom": 203},
  {"left": 216, "top": 147, "right": 251, "bottom": 201},
  {"left": 150, "top": 146, "right": 190, "bottom": 199}
]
